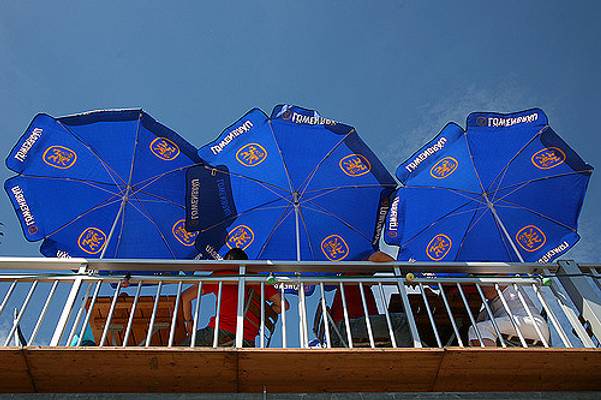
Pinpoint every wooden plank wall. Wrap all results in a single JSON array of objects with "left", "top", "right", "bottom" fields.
[{"left": 1, "top": 348, "right": 600, "bottom": 393}]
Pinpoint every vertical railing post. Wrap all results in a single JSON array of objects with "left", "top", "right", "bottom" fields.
[
  {"left": 29, "top": 280, "right": 59, "bottom": 346},
  {"left": 393, "top": 267, "right": 421, "bottom": 348},
  {"left": 50, "top": 265, "right": 86, "bottom": 346},
  {"left": 145, "top": 281, "right": 163, "bottom": 347},
  {"left": 235, "top": 266, "right": 246, "bottom": 349},
  {"left": 5, "top": 281, "right": 38, "bottom": 346},
  {"left": 168, "top": 281, "right": 183, "bottom": 348}
]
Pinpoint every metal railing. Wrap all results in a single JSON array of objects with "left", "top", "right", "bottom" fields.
[{"left": 0, "top": 257, "right": 599, "bottom": 349}]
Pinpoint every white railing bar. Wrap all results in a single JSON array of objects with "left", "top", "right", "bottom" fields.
[
  {"left": 513, "top": 284, "right": 548, "bottom": 348},
  {"left": 0, "top": 257, "right": 552, "bottom": 274},
  {"left": 0, "top": 280, "right": 18, "bottom": 319},
  {"left": 99, "top": 281, "right": 122, "bottom": 347},
  {"left": 0, "top": 280, "right": 17, "bottom": 318},
  {"left": 145, "top": 281, "right": 162, "bottom": 348},
  {"left": 418, "top": 283, "right": 442, "bottom": 348},
  {"left": 339, "top": 283, "right": 353, "bottom": 349},
  {"left": 531, "top": 283, "right": 572, "bottom": 348},
  {"left": 394, "top": 267, "right": 422, "bottom": 348},
  {"left": 190, "top": 281, "right": 203, "bottom": 348},
  {"left": 475, "top": 284, "right": 506, "bottom": 348},
  {"left": 3, "top": 280, "right": 38, "bottom": 346},
  {"left": 298, "top": 282, "right": 309, "bottom": 348},
  {"left": 0, "top": 274, "right": 544, "bottom": 286},
  {"left": 358, "top": 283, "right": 375, "bottom": 348},
  {"left": 438, "top": 284, "right": 463, "bottom": 347},
  {"left": 456, "top": 283, "right": 484, "bottom": 348},
  {"left": 378, "top": 283, "right": 396, "bottom": 348},
  {"left": 50, "top": 268, "right": 85, "bottom": 347},
  {"left": 495, "top": 284, "right": 527, "bottom": 348},
  {"left": 66, "top": 281, "right": 92, "bottom": 346},
  {"left": 77, "top": 280, "right": 102, "bottom": 346},
  {"left": 235, "top": 266, "right": 246, "bottom": 349},
  {"left": 259, "top": 282, "right": 265, "bottom": 349},
  {"left": 212, "top": 281, "right": 222, "bottom": 348},
  {"left": 28, "top": 280, "right": 59, "bottom": 346},
  {"left": 280, "top": 285, "right": 287, "bottom": 349},
  {"left": 319, "top": 282, "right": 331, "bottom": 348},
  {"left": 123, "top": 281, "right": 142, "bottom": 347},
  {"left": 168, "top": 281, "right": 183, "bottom": 348}
]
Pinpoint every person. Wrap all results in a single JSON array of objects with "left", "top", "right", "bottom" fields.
[
  {"left": 329, "top": 251, "right": 412, "bottom": 347},
  {"left": 180, "top": 248, "right": 289, "bottom": 347},
  {"left": 468, "top": 285, "right": 549, "bottom": 347}
]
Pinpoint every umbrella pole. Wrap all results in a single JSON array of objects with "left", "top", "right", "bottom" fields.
[
  {"left": 293, "top": 193, "right": 301, "bottom": 262},
  {"left": 484, "top": 194, "right": 525, "bottom": 263},
  {"left": 100, "top": 196, "right": 128, "bottom": 259}
]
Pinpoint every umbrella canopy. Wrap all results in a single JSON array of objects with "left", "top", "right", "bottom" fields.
[
  {"left": 5, "top": 109, "right": 201, "bottom": 259},
  {"left": 186, "top": 105, "right": 396, "bottom": 261},
  {"left": 384, "top": 109, "right": 593, "bottom": 263}
]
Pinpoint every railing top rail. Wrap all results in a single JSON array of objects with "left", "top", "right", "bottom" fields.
[{"left": 0, "top": 256, "right": 558, "bottom": 274}]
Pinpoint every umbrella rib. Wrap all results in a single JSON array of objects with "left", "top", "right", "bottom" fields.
[
  {"left": 132, "top": 198, "right": 185, "bottom": 209},
  {"left": 199, "top": 166, "right": 293, "bottom": 204},
  {"left": 491, "top": 170, "right": 593, "bottom": 203},
  {"left": 257, "top": 206, "right": 295, "bottom": 259},
  {"left": 401, "top": 184, "right": 481, "bottom": 196},
  {"left": 14, "top": 174, "right": 121, "bottom": 197},
  {"left": 298, "top": 128, "right": 356, "bottom": 196},
  {"left": 486, "top": 126, "right": 546, "bottom": 201},
  {"left": 125, "top": 112, "right": 144, "bottom": 187},
  {"left": 126, "top": 195, "right": 177, "bottom": 259},
  {"left": 130, "top": 163, "right": 200, "bottom": 195},
  {"left": 198, "top": 200, "right": 290, "bottom": 233},
  {"left": 399, "top": 185, "right": 485, "bottom": 204},
  {"left": 113, "top": 199, "right": 129, "bottom": 258},
  {"left": 43, "top": 196, "right": 123, "bottom": 239},
  {"left": 488, "top": 208, "right": 520, "bottom": 261},
  {"left": 302, "top": 183, "right": 397, "bottom": 196},
  {"left": 397, "top": 200, "right": 486, "bottom": 249},
  {"left": 56, "top": 120, "right": 127, "bottom": 188},
  {"left": 301, "top": 201, "right": 373, "bottom": 243},
  {"left": 296, "top": 205, "right": 317, "bottom": 259},
  {"left": 462, "top": 131, "right": 488, "bottom": 194},
  {"left": 133, "top": 189, "right": 186, "bottom": 209},
  {"left": 454, "top": 207, "right": 491, "bottom": 260},
  {"left": 302, "top": 184, "right": 408, "bottom": 205},
  {"left": 267, "top": 120, "right": 295, "bottom": 194},
  {"left": 494, "top": 199, "right": 577, "bottom": 232}
]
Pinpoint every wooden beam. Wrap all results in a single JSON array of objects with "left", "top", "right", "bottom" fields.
[
  {"left": 238, "top": 348, "right": 443, "bottom": 392},
  {"left": 0, "top": 348, "right": 34, "bottom": 392},
  {"left": 23, "top": 348, "right": 237, "bottom": 393},
  {"left": 0, "top": 347, "right": 599, "bottom": 393},
  {"left": 434, "top": 348, "right": 601, "bottom": 392}
]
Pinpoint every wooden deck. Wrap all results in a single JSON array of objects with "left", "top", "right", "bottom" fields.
[{"left": 1, "top": 347, "right": 600, "bottom": 393}]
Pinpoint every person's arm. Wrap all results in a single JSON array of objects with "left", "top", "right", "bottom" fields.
[
  {"left": 267, "top": 292, "right": 290, "bottom": 314},
  {"left": 368, "top": 251, "right": 394, "bottom": 263},
  {"left": 180, "top": 285, "right": 198, "bottom": 333}
]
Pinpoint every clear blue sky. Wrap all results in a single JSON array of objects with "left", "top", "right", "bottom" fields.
[{"left": 1, "top": 0, "right": 599, "bottom": 261}]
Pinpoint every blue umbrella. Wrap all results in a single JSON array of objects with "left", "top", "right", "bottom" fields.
[
  {"left": 5, "top": 109, "right": 201, "bottom": 259},
  {"left": 384, "top": 109, "right": 593, "bottom": 263},
  {"left": 186, "top": 105, "right": 396, "bottom": 262}
]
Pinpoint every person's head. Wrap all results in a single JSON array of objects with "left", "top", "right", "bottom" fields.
[{"left": 223, "top": 247, "right": 249, "bottom": 261}]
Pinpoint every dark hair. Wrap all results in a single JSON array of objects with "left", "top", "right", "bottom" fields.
[{"left": 224, "top": 248, "right": 248, "bottom": 261}]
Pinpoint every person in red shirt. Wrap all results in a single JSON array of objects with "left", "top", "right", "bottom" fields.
[{"left": 181, "top": 248, "right": 289, "bottom": 347}]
